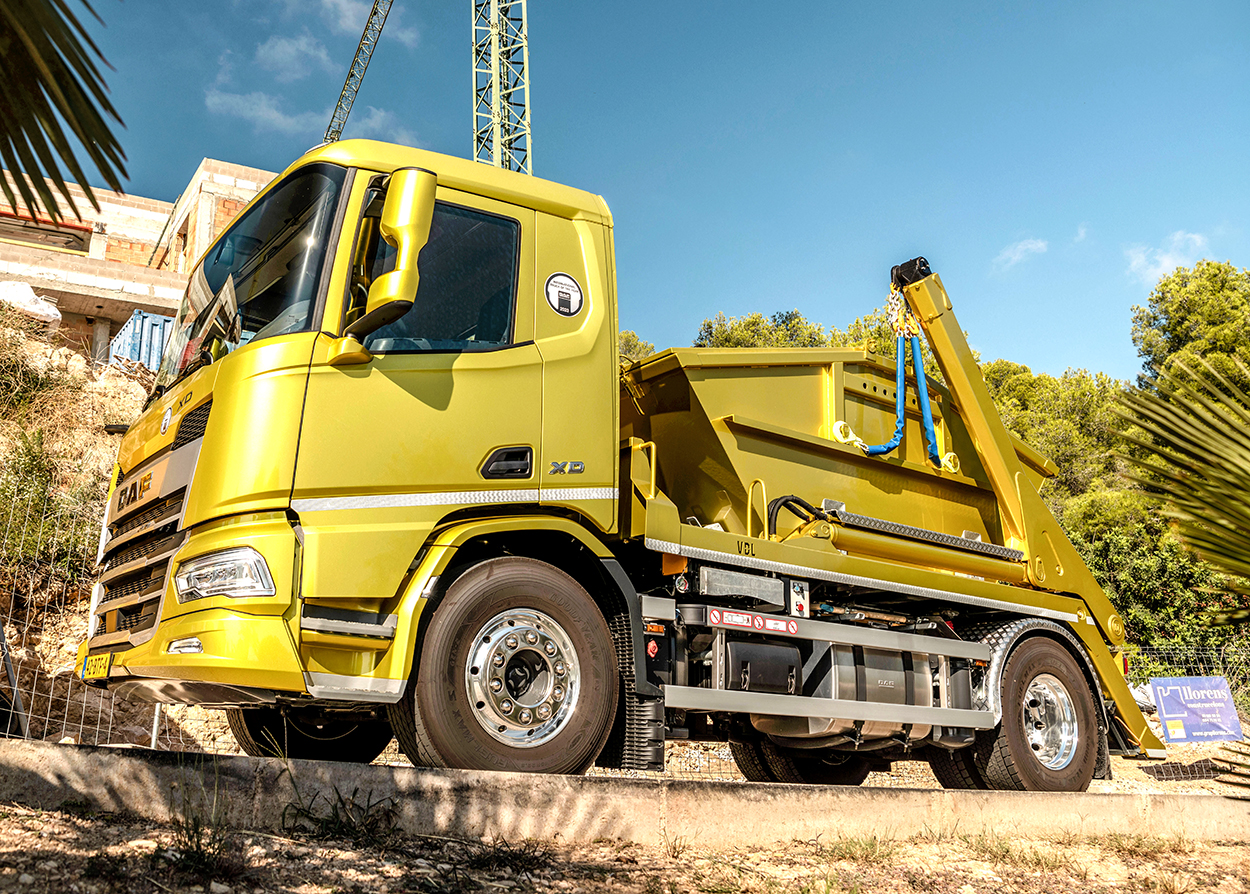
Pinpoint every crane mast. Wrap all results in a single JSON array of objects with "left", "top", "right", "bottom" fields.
[
  {"left": 472, "top": 0, "right": 532, "bottom": 174},
  {"left": 325, "top": 0, "right": 394, "bottom": 144}
]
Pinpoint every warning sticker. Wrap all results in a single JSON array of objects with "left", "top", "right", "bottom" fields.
[
  {"left": 720, "top": 611, "right": 754, "bottom": 629},
  {"left": 753, "top": 615, "right": 764, "bottom": 630},
  {"left": 788, "top": 619, "right": 798, "bottom": 635},
  {"left": 544, "top": 272, "right": 584, "bottom": 317},
  {"left": 762, "top": 617, "right": 789, "bottom": 633},
  {"left": 708, "top": 609, "right": 721, "bottom": 625}
]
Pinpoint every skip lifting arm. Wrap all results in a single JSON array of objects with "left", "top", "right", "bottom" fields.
[{"left": 894, "top": 258, "right": 1163, "bottom": 756}]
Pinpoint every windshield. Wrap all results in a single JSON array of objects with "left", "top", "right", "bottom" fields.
[{"left": 152, "top": 163, "right": 348, "bottom": 393}]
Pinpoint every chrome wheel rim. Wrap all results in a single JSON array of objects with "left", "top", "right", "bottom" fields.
[
  {"left": 465, "top": 608, "right": 580, "bottom": 748},
  {"left": 1022, "top": 672, "right": 1079, "bottom": 770}
]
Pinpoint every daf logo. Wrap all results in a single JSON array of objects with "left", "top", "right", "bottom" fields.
[
  {"left": 877, "top": 679, "right": 896, "bottom": 688},
  {"left": 117, "top": 473, "right": 153, "bottom": 512},
  {"left": 160, "top": 407, "right": 173, "bottom": 435}
]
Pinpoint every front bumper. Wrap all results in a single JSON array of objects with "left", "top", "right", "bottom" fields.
[{"left": 79, "top": 513, "right": 309, "bottom": 704}]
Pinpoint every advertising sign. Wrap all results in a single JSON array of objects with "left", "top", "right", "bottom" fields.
[{"left": 1149, "top": 676, "right": 1244, "bottom": 744}]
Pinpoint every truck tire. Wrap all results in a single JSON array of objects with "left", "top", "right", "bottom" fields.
[
  {"left": 978, "top": 637, "right": 1098, "bottom": 791},
  {"left": 927, "top": 746, "right": 989, "bottom": 790},
  {"left": 732, "top": 739, "right": 872, "bottom": 785},
  {"left": 390, "top": 557, "right": 619, "bottom": 774},
  {"left": 729, "top": 740, "right": 777, "bottom": 782},
  {"left": 758, "top": 739, "right": 871, "bottom": 786},
  {"left": 226, "top": 708, "right": 393, "bottom": 763}
]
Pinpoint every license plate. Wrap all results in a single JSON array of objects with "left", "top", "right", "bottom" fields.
[{"left": 82, "top": 653, "right": 111, "bottom": 680}]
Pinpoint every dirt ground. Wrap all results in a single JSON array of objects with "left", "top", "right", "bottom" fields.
[{"left": 0, "top": 795, "right": 1247, "bottom": 894}]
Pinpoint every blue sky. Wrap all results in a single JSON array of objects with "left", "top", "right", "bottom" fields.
[{"left": 83, "top": 1, "right": 1249, "bottom": 381}]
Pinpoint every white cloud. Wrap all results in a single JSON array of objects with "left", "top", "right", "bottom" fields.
[
  {"left": 204, "top": 89, "right": 327, "bottom": 136},
  {"left": 285, "top": 0, "right": 419, "bottom": 48},
  {"left": 213, "top": 50, "right": 234, "bottom": 87},
  {"left": 342, "top": 105, "right": 418, "bottom": 146},
  {"left": 1125, "top": 231, "right": 1209, "bottom": 287},
  {"left": 993, "top": 238, "right": 1048, "bottom": 270},
  {"left": 1074, "top": 224, "right": 1088, "bottom": 243},
  {"left": 256, "top": 33, "right": 338, "bottom": 83}
]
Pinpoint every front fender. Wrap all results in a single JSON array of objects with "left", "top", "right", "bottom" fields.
[{"left": 374, "top": 515, "right": 634, "bottom": 686}]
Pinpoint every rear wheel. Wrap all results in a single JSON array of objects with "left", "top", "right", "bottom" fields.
[
  {"left": 389, "top": 557, "right": 619, "bottom": 774},
  {"left": 927, "top": 745, "right": 989, "bottom": 790},
  {"left": 226, "top": 707, "right": 393, "bottom": 763},
  {"left": 764, "top": 743, "right": 871, "bottom": 786},
  {"left": 732, "top": 737, "right": 870, "bottom": 785},
  {"left": 729, "top": 740, "right": 777, "bottom": 782},
  {"left": 979, "top": 637, "right": 1098, "bottom": 791}
]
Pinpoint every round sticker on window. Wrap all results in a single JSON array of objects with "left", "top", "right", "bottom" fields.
[{"left": 544, "top": 273, "right": 584, "bottom": 317}]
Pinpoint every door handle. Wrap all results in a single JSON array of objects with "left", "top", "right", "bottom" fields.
[{"left": 481, "top": 446, "right": 533, "bottom": 479}]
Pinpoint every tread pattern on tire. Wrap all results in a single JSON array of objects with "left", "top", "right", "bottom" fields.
[
  {"left": 729, "top": 741, "right": 776, "bottom": 782},
  {"left": 978, "top": 636, "right": 1098, "bottom": 792},
  {"left": 227, "top": 708, "right": 393, "bottom": 763},
  {"left": 390, "top": 556, "right": 618, "bottom": 774},
  {"left": 927, "top": 745, "right": 987, "bottom": 790},
  {"left": 761, "top": 740, "right": 871, "bottom": 786}
]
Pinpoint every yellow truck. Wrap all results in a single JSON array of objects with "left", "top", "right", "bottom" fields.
[{"left": 80, "top": 140, "right": 1165, "bottom": 791}]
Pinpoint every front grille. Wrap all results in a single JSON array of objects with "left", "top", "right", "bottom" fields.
[
  {"left": 173, "top": 401, "right": 212, "bottom": 449},
  {"left": 111, "top": 490, "right": 183, "bottom": 539},
  {"left": 116, "top": 602, "right": 157, "bottom": 632},
  {"left": 96, "top": 488, "right": 188, "bottom": 646},
  {"left": 105, "top": 530, "right": 181, "bottom": 572},
  {"left": 101, "top": 569, "right": 165, "bottom": 602}
]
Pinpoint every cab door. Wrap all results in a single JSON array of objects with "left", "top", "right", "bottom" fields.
[{"left": 292, "top": 180, "right": 539, "bottom": 602}]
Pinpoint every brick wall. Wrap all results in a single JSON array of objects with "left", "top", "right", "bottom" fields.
[
  {"left": 103, "top": 239, "right": 157, "bottom": 266},
  {"left": 214, "top": 198, "right": 246, "bottom": 233}
]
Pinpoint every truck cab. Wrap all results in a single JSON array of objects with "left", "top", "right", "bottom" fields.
[{"left": 83, "top": 142, "right": 620, "bottom": 752}]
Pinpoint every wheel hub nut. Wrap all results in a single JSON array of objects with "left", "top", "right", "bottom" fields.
[
  {"left": 492, "top": 653, "right": 504, "bottom": 667},
  {"left": 489, "top": 678, "right": 502, "bottom": 692},
  {"left": 537, "top": 704, "right": 552, "bottom": 720},
  {"left": 544, "top": 642, "right": 557, "bottom": 656},
  {"left": 525, "top": 631, "right": 539, "bottom": 645},
  {"left": 505, "top": 635, "right": 519, "bottom": 650},
  {"left": 552, "top": 685, "right": 564, "bottom": 700},
  {"left": 500, "top": 699, "right": 514, "bottom": 713},
  {"left": 554, "top": 661, "right": 566, "bottom": 676},
  {"left": 518, "top": 709, "right": 532, "bottom": 723}
]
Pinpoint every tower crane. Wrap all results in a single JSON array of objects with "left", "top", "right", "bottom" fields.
[
  {"left": 324, "top": 0, "right": 394, "bottom": 145},
  {"left": 324, "top": 0, "right": 532, "bottom": 175},
  {"left": 472, "top": 0, "right": 532, "bottom": 174}
]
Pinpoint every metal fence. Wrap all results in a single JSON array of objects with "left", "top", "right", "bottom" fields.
[{"left": 0, "top": 456, "right": 1245, "bottom": 785}]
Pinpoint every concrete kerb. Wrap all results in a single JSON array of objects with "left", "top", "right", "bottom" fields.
[{"left": 0, "top": 739, "right": 1246, "bottom": 846}]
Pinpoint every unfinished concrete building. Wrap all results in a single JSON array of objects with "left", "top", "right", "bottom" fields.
[{"left": 0, "top": 159, "right": 276, "bottom": 362}]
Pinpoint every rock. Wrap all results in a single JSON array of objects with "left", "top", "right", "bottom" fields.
[
  {"left": 210, "top": 882, "right": 233, "bottom": 894},
  {"left": 36, "top": 861, "right": 57, "bottom": 871},
  {"left": 18, "top": 874, "right": 34, "bottom": 885}
]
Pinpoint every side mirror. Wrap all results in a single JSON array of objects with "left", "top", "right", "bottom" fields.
[{"left": 344, "top": 167, "right": 437, "bottom": 339}]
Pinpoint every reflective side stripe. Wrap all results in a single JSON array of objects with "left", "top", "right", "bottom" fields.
[
  {"left": 292, "top": 487, "right": 616, "bottom": 514},
  {"left": 542, "top": 487, "right": 618, "bottom": 502},
  {"left": 645, "top": 536, "right": 1081, "bottom": 625}
]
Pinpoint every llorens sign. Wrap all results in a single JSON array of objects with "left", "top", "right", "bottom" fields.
[{"left": 1150, "top": 676, "right": 1244, "bottom": 743}]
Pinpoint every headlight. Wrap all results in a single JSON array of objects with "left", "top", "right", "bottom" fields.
[{"left": 174, "top": 547, "right": 276, "bottom": 603}]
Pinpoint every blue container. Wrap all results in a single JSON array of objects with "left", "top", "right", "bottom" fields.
[{"left": 109, "top": 310, "right": 174, "bottom": 371}]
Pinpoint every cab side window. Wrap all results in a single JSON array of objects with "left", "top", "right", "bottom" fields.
[{"left": 349, "top": 196, "right": 520, "bottom": 353}]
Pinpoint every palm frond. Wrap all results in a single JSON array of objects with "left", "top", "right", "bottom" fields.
[
  {"left": 1116, "top": 358, "right": 1250, "bottom": 622},
  {"left": 0, "top": 0, "right": 126, "bottom": 222}
]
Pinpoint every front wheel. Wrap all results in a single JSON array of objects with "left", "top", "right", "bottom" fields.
[
  {"left": 979, "top": 637, "right": 1098, "bottom": 791},
  {"left": 389, "top": 557, "right": 619, "bottom": 774},
  {"left": 226, "top": 707, "right": 393, "bottom": 763}
]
